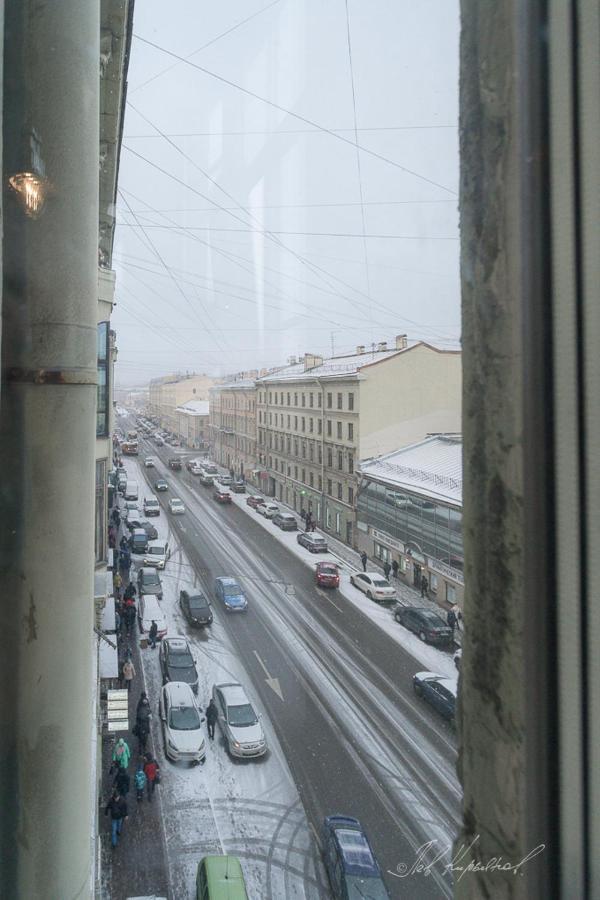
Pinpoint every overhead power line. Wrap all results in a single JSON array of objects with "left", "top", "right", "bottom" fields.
[
  {"left": 116, "top": 221, "right": 458, "bottom": 240},
  {"left": 131, "top": 32, "right": 457, "bottom": 196},
  {"left": 124, "top": 124, "right": 457, "bottom": 137}
]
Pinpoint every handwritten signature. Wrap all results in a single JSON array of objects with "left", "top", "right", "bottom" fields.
[{"left": 390, "top": 837, "right": 545, "bottom": 883}]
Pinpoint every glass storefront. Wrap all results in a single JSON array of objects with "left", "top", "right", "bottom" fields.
[{"left": 357, "top": 480, "right": 463, "bottom": 572}]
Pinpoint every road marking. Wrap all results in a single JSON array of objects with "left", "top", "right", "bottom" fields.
[
  {"left": 253, "top": 650, "right": 284, "bottom": 701},
  {"left": 316, "top": 588, "right": 343, "bottom": 612}
]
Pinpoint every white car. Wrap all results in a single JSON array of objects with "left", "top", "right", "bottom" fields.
[
  {"left": 143, "top": 496, "right": 160, "bottom": 517},
  {"left": 159, "top": 681, "right": 206, "bottom": 764},
  {"left": 350, "top": 571, "right": 397, "bottom": 604},
  {"left": 257, "top": 502, "right": 279, "bottom": 519},
  {"left": 218, "top": 475, "right": 233, "bottom": 486},
  {"left": 190, "top": 463, "right": 203, "bottom": 475},
  {"left": 144, "top": 457, "right": 156, "bottom": 468},
  {"left": 212, "top": 682, "right": 267, "bottom": 758},
  {"left": 143, "top": 540, "right": 170, "bottom": 570},
  {"left": 168, "top": 498, "right": 185, "bottom": 515},
  {"left": 138, "top": 594, "right": 167, "bottom": 638}
]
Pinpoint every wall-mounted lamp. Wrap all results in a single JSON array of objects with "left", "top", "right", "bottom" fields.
[{"left": 8, "top": 129, "right": 51, "bottom": 218}]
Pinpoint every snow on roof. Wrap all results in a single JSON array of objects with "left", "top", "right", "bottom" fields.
[
  {"left": 210, "top": 378, "right": 256, "bottom": 390},
  {"left": 176, "top": 400, "right": 209, "bottom": 416},
  {"left": 360, "top": 434, "right": 462, "bottom": 506},
  {"left": 257, "top": 344, "right": 420, "bottom": 383}
]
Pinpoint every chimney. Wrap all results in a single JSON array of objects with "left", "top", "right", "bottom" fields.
[
  {"left": 395, "top": 334, "right": 408, "bottom": 350},
  {"left": 303, "top": 352, "right": 323, "bottom": 371},
  {"left": 377, "top": 341, "right": 387, "bottom": 351},
  {"left": 356, "top": 345, "right": 365, "bottom": 355},
  {"left": 288, "top": 355, "right": 297, "bottom": 366}
]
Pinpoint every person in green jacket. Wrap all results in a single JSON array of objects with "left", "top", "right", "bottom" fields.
[{"left": 111, "top": 737, "right": 131, "bottom": 771}]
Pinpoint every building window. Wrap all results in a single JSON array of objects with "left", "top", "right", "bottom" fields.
[
  {"left": 327, "top": 447, "right": 333, "bottom": 467},
  {"left": 309, "top": 418, "right": 314, "bottom": 433},
  {"left": 96, "top": 322, "right": 109, "bottom": 437},
  {"left": 287, "top": 415, "right": 290, "bottom": 427},
  {"left": 335, "top": 512, "right": 341, "bottom": 534},
  {"left": 318, "top": 419, "right": 322, "bottom": 434},
  {"left": 348, "top": 454, "right": 354, "bottom": 474},
  {"left": 318, "top": 445, "right": 322, "bottom": 464},
  {"left": 287, "top": 393, "right": 291, "bottom": 405},
  {"left": 269, "top": 413, "right": 272, "bottom": 425},
  {"left": 294, "top": 439, "right": 299, "bottom": 455},
  {"left": 294, "top": 416, "right": 298, "bottom": 430},
  {"left": 295, "top": 466, "right": 298, "bottom": 479},
  {"left": 327, "top": 479, "right": 333, "bottom": 495},
  {"left": 280, "top": 392, "right": 284, "bottom": 404},
  {"left": 302, "top": 393, "right": 306, "bottom": 407},
  {"left": 302, "top": 468, "right": 306, "bottom": 483},
  {"left": 338, "top": 451, "right": 343, "bottom": 470},
  {"left": 337, "top": 482, "right": 343, "bottom": 500},
  {"left": 327, "top": 392, "right": 332, "bottom": 408},
  {"left": 348, "top": 422, "right": 354, "bottom": 441},
  {"left": 269, "top": 392, "right": 272, "bottom": 403},
  {"left": 374, "top": 542, "right": 391, "bottom": 564},
  {"left": 327, "top": 420, "right": 332, "bottom": 437},
  {"left": 309, "top": 472, "right": 314, "bottom": 487},
  {"left": 318, "top": 393, "right": 322, "bottom": 407},
  {"left": 287, "top": 465, "right": 291, "bottom": 476},
  {"left": 274, "top": 393, "right": 278, "bottom": 404},
  {"left": 95, "top": 459, "right": 106, "bottom": 563},
  {"left": 337, "top": 421, "right": 342, "bottom": 439},
  {"left": 294, "top": 392, "right": 298, "bottom": 405},
  {"left": 309, "top": 443, "right": 314, "bottom": 461},
  {"left": 337, "top": 392, "right": 343, "bottom": 409},
  {"left": 302, "top": 442, "right": 306, "bottom": 458},
  {"left": 447, "top": 583, "right": 457, "bottom": 604},
  {"left": 348, "top": 486, "right": 354, "bottom": 504},
  {"left": 309, "top": 392, "right": 314, "bottom": 407},
  {"left": 348, "top": 392, "right": 354, "bottom": 411},
  {"left": 429, "top": 573, "right": 439, "bottom": 593},
  {"left": 318, "top": 475, "right": 323, "bottom": 491},
  {"left": 302, "top": 417, "right": 306, "bottom": 432}
]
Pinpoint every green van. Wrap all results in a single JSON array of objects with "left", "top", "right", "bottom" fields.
[{"left": 196, "top": 856, "right": 249, "bottom": 900}]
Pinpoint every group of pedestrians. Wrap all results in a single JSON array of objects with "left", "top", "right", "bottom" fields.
[
  {"left": 300, "top": 509, "right": 317, "bottom": 532},
  {"left": 106, "top": 729, "right": 161, "bottom": 848}
]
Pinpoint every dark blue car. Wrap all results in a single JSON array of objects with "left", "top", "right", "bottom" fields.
[
  {"left": 214, "top": 577, "right": 248, "bottom": 612},
  {"left": 322, "top": 815, "right": 390, "bottom": 899},
  {"left": 412, "top": 671, "right": 457, "bottom": 725}
]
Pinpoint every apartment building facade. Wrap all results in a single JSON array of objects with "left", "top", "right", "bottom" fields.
[
  {"left": 210, "top": 377, "right": 258, "bottom": 479},
  {"left": 256, "top": 338, "right": 461, "bottom": 547},
  {"left": 148, "top": 373, "right": 215, "bottom": 432},
  {"left": 175, "top": 399, "right": 210, "bottom": 449}
]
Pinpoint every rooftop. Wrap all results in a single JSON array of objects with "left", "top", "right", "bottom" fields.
[
  {"left": 210, "top": 378, "right": 256, "bottom": 391},
  {"left": 257, "top": 343, "right": 421, "bottom": 384},
  {"left": 359, "top": 434, "right": 462, "bottom": 506},
  {"left": 176, "top": 400, "right": 210, "bottom": 416}
]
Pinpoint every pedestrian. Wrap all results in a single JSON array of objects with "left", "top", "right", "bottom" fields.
[
  {"left": 300, "top": 508, "right": 306, "bottom": 522},
  {"left": 420, "top": 575, "right": 429, "bottom": 598},
  {"left": 115, "top": 608, "right": 121, "bottom": 634},
  {"left": 108, "top": 530, "right": 116, "bottom": 550},
  {"left": 452, "top": 604, "right": 463, "bottom": 630},
  {"left": 135, "top": 717, "right": 150, "bottom": 754},
  {"left": 124, "top": 604, "right": 136, "bottom": 638},
  {"left": 113, "top": 571, "right": 123, "bottom": 599},
  {"left": 136, "top": 692, "right": 150, "bottom": 719},
  {"left": 122, "top": 658, "right": 136, "bottom": 692},
  {"left": 134, "top": 766, "right": 146, "bottom": 802},
  {"left": 148, "top": 620, "right": 158, "bottom": 649},
  {"left": 119, "top": 536, "right": 128, "bottom": 553},
  {"left": 205, "top": 698, "right": 218, "bottom": 741},
  {"left": 391, "top": 559, "right": 399, "bottom": 579},
  {"left": 111, "top": 737, "right": 131, "bottom": 771},
  {"left": 383, "top": 560, "right": 391, "bottom": 581},
  {"left": 305, "top": 513, "right": 312, "bottom": 533},
  {"left": 311, "top": 520, "right": 317, "bottom": 532},
  {"left": 113, "top": 765, "right": 130, "bottom": 797},
  {"left": 105, "top": 790, "right": 128, "bottom": 848},
  {"left": 447, "top": 607, "right": 458, "bottom": 635},
  {"left": 124, "top": 582, "right": 136, "bottom": 602},
  {"left": 360, "top": 551, "right": 368, "bottom": 572},
  {"left": 143, "top": 755, "right": 160, "bottom": 801}
]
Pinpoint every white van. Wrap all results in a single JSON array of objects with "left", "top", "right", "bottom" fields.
[{"left": 124, "top": 480, "right": 139, "bottom": 501}]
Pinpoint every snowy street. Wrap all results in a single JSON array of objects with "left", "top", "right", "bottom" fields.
[{"left": 121, "top": 430, "right": 461, "bottom": 899}]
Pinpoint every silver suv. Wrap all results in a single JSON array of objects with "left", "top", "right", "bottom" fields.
[{"left": 212, "top": 683, "right": 267, "bottom": 759}]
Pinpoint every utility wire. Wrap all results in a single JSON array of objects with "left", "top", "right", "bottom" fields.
[
  {"left": 132, "top": 32, "right": 457, "bottom": 196},
  {"left": 116, "top": 221, "right": 458, "bottom": 240},
  {"left": 125, "top": 124, "right": 458, "bottom": 137},
  {"left": 130, "top": 0, "right": 283, "bottom": 94}
]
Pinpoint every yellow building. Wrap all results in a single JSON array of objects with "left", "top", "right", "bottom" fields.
[
  {"left": 149, "top": 373, "right": 215, "bottom": 433},
  {"left": 209, "top": 376, "right": 258, "bottom": 480}
]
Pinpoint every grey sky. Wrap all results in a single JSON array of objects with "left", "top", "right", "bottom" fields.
[{"left": 113, "top": 0, "right": 459, "bottom": 386}]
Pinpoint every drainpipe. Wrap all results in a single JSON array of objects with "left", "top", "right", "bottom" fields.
[
  {"left": 0, "top": 0, "right": 100, "bottom": 896},
  {"left": 316, "top": 377, "right": 327, "bottom": 525}
]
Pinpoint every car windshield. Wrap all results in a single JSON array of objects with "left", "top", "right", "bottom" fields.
[
  {"left": 373, "top": 580, "right": 390, "bottom": 588},
  {"left": 189, "top": 598, "right": 208, "bottom": 612},
  {"left": 146, "top": 499, "right": 158, "bottom": 506},
  {"left": 223, "top": 584, "right": 241, "bottom": 597},
  {"left": 227, "top": 703, "right": 258, "bottom": 727},
  {"left": 420, "top": 610, "right": 443, "bottom": 623},
  {"left": 321, "top": 566, "right": 337, "bottom": 575},
  {"left": 168, "top": 650, "right": 194, "bottom": 669},
  {"left": 148, "top": 545, "right": 165, "bottom": 555},
  {"left": 169, "top": 706, "right": 200, "bottom": 730},
  {"left": 143, "top": 571, "right": 160, "bottom": 586}
]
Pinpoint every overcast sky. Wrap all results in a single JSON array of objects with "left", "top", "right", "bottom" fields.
[{"left": 113, "top": 0, "right": 459, "bottom": 387}]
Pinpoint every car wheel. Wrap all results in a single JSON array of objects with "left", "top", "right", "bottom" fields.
[
  {"left": 419, "top": 631, "right": 427, "bottom": 642},
  {"left": 367, "top": 591, "right": 374, "bottom": 601},
  {"left": 413, "top": 681, "right": 422, "bottom": 696}
]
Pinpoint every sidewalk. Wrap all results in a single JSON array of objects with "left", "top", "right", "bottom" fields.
[{"left": 100, "top": 528, "right": 169, "bottom": 899}]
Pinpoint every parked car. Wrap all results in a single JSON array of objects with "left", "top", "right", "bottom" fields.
[
  {"left": 129, "top": 528, "right": 149, "bottom": 555},
  {"left": 394, "top": 607, "right": 454, "bottom": 645},
  {"left": 199, "top": 472, "right": 214, "bottom": 486},
  {"left": 218, "top": 475, "right": 233, "bottom": 486},
  {"left": 180, "top": 590, "right": 213, "bottom": 628},
  {"left": 125, "top": 512, "right": 144, "bottom": 532},
  {"left": 453, "top": 648, "right": 462, "bottom": 671},
  {"left": 137, "top": 566, "right": 163, "bottom": 601},
  {"left": 168, "top": 498, "right": 185, "bottom": 515},
  {"left": 168, "top": 457, "right": 182, "bottom": 470},
  {"left": 350, "top": 571, "right": 397, "bottom": 604},
  {"left": 124, "top": 500, "right": 139, "bottom": 512},
  {"left": 230, "top": 480, "right": 246, "bottom": 494},
  {"left": 321, "top": 815, "right": 390, "bottom": 899},
  {"left": 246, "top": 495, "right": 265, "bottom": 509},
  {"left": 272, "top": 513, "right": 298, "bottom": 531},
  {"left": 138, "top": 519, "right": 158, "bottom": 541},
  {"left": 413, "top": 671, "right": 457, "bottom": 725},
  {"left": 143, "top": 540, "right": 170, "bottom": 569},
  {"left": 159, "top": 681, "right": 205, "bottom": 764},
  {"left": 297, "top": 532, "right": 329, "bottom": 553},
  {"left": 144, "top": 457, "right": 155, "bottom": 468},
  {"left": 196, "top": 856, "right": 248, "bottom": 900},
  {"left": 160, "top": 637, "right": 199, "bottom": 693},
  {"left": 257, "top": 502, "right": 279, "bottom": 519},
  {"left": 211, "top": 682, "right": 267, "bottom": 758},
  {"left": 138, "top": 593, "right": 167, "bottom": 639},
  {"left": 143, "top": 496, "right": 160, "bottom": 517},
  {"left": 214, "top": 488, "right": 232, "bottom": 504},
  {"left": 315, "top": 561, "right": 340, "bottom": 588},
  {"left": 214, "top": 576, "right": 247, "bottom": 612},
  {"left": 155, "top": 479, "right": 169, "bottom": 491}
]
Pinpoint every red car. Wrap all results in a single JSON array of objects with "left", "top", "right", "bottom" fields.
[
  {"left": 246, "top": 495, "right": 265, "bottom": 509},
  {"left": 315, "top": 562, "right": 340, "bottom": 589},
  {"left": 214, "top": 488, "right": 232, "bottom": 504}
]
